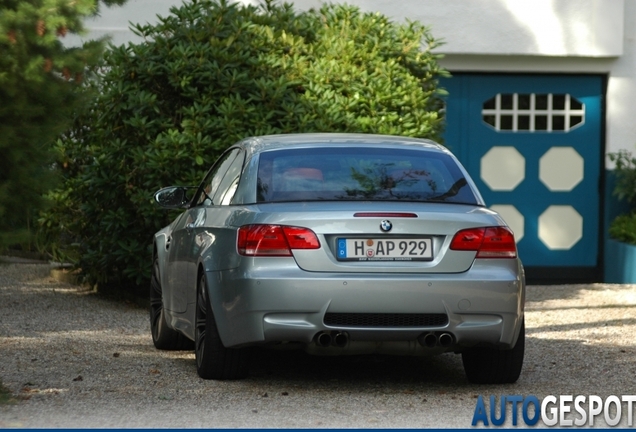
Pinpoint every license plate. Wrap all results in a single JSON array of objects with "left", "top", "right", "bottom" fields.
[{"left": 336, "top": 238, "right": 433, "bottom": 261}]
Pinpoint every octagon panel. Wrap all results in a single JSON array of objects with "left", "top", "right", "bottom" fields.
[
  {"left": 480, "top": 146, "right": 525, "bottom": 191},
  {"left": 539, "top": 147, "right": 584, "bottom": 191},
  {"left": 538, "top": 205, "right": 583, "bottom": 250}
]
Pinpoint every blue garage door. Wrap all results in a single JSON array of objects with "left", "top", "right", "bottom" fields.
[{"left": 444, "top": 74, "right": 604, "bottom": 281}]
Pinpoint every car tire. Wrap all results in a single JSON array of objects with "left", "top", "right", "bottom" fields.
[
  {"left": 461, "top": 319, "right": 525, "bottom": 384},
  {"left": 149, "top": 257, "right": 194, "bottom": 350},
  {"left": 195, "top": 272, "right": 249, "bottom": 380}
]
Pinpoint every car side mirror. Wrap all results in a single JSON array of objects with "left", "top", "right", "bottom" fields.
[{"left": 154, "top": 186, "right": 190, "bottom": 209}]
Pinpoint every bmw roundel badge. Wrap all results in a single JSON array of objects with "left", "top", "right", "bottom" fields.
[{"left": 380, "top": 220, "right": 392, "bottom": 232}]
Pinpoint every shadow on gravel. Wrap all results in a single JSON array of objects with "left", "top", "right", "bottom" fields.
[
  {"left": 248, "top": 350, "right": 468, "bottom": 386},
  {"left": 170, "top": 348, "right": 475, "bottom": 389},
  {"left": 164, "top": 333, "right": 635, "bottom": 400}
]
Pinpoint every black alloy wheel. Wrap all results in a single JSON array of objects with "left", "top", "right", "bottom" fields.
[
  {"left": 462, "top": 319, "right": 525, "bottom": 384},
  {"left": 149, "top": 257, "right": 193, "bottom": 350},
  {"left": 195, "top": 272, "right": 249, "bottom": 380}
]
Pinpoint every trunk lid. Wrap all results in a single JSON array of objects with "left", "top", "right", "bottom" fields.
[{"left": 237, "top": 201, "right": 508, "bottom": 274}]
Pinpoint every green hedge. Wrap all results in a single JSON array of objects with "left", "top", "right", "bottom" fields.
[{"left": 40, "top": 0, "right": 448, "bottom": 286}]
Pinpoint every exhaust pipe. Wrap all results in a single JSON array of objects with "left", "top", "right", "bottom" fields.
[
  {"left": 332, "top": 332, "right": 349, "bottom": 348},
  {"left": 315, "top": 332, "right": 332, "bottom": 347},
  {"left": 418, "top": 333, "right": 438, "bottom": 348},
  {"left": 438, "top": 333, "right": 454, "bottom": 347},
  {"left": 418, "top": 332, "right": 455, "bottom": 348}
]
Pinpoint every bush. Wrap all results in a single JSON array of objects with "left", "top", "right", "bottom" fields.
[
  {"left": 0, "top": 0, "right": 126, "bottom": 252},
  {"left": 608, "top": 150, "right": 636, "bottom": 245},
  {"left": 609, "top": 214, "right": 636, "bottom": 245},
  {"left": 40, "top": 0, "right": 448, "bottom": 286}
]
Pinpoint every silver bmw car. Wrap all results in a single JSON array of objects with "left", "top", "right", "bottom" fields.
[{"left": 151, "top": 133, "right": 525, "bottom": 383}]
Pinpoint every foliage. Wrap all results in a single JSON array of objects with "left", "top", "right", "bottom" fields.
[
  {"left": 608, "top": 150, "right": 636, "bottom": 205},
  {"left": 40, "top": 0, "right": 448, "bottom": 286},
  {"left": 609, "top": 213, "right": 636, "bottom": 245},
  {"left": 0, "top": 0, "right": 127, "bottom": 251},
  {"left": 608, "top": 150, "right": 636, "bottom": 245}
]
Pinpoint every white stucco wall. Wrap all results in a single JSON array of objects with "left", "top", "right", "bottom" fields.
[
  {"left": 606, "top": 0, "right": 636, "bottom": 158},
  {"left": 73, "top": 0, "right": 635, "bottom": 160},
  {"left": 65, "top": 0, "right": 179, "bottom": 47},
  {"left": 289, "top": 0, "right": 624, "bottom": 57},
  {"left": 79, "top": 0, "right": 624, "bottom": 57}
]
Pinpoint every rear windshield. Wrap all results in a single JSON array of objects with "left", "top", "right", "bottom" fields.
[{"left": 256, "top": 147, "right": 478, "bottom": 205}]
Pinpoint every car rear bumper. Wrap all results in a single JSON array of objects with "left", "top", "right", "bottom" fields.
[{"left": 206, "top": 258, "right": 525, "bottom": 354}]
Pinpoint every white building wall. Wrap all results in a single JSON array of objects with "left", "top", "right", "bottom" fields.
[
  {"left": 67, "top": 0, "right": 179, "bottom": 47},
  {"left": 289, "top": 0, "right": 624, "bottom": 57},
  {"left": 75, "top": 0, "right": 635, "bottom": 161}
]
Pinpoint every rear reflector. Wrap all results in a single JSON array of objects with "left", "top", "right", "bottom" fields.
[
  {"left": 353, "top": 212, "right": 418, "bottom": 218},
  {"left": 237, "top": 225, "right": 320, "bottom": 256},
  {"left": 450, "top": 226, "right": 517, "bottom": 258}
]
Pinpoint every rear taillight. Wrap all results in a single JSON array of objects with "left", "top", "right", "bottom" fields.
[
  {"left": 237, "top": 225, "right": 320, "bottom": 256},
  {"left": 450, "top": 226, "right": 517, "bottom": 258}
]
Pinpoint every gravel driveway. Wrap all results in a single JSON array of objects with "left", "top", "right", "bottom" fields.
[{"left": 1, "top": 259, "right": 636, "bottom": 428}]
